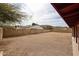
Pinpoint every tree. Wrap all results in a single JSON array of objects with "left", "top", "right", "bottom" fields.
[
  {"left": 32, "top": 23, "right": 38, "bottom": 26},
  {"left": 0, "top": 3, "right": 26, "bottom": 26}
]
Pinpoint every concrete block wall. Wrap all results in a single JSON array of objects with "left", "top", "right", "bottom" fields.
[{"left": 3, "top": 28, "right": 50, "bottom": 38}]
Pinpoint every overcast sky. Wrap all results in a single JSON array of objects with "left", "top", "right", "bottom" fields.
[{"left": 20, "top": 3, "right": 68, "bottom": 27}]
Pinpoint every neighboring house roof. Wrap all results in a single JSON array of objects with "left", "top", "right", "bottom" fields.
[{"left": 51, "top": 3, "right": 79, "bottom": 27}]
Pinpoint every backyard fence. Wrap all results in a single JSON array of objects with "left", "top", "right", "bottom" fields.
[{"left": 3, "top": 27, "right": 50, "bottom": 38}]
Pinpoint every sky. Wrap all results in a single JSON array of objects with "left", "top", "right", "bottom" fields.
[{"left": 20, "top": 3, "right": 68, "bottom": 27}]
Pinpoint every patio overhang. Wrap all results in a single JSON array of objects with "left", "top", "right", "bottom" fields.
[{"left": 51, "top": 3, "right": 79, "bottom": 27}]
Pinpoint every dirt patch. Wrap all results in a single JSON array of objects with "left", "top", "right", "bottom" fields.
[{"left": 1, "top": 32, "right": 72, "bottom": 56}]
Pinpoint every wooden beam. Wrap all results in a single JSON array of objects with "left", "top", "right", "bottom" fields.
[
  {"left": 63, "top": 11, "right": 79, "bottom": 18},
  {"left": 60, "top": 4, "right": 79, "bottom": 14},
  {"left": 64, "top": 16, "right": 79, "bottom": 21}
]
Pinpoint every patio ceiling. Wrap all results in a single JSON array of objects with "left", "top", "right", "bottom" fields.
[{"left": 51, "top": 3, "right": 79, "bottom": 27}]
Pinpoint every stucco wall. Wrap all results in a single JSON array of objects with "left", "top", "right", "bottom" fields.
[
  {"left": 0, "top": 27, "right": 3, "bottom": 40},
  {"left": 72, "top": 26, "right": 79, "bottom": 56},
  {"left": 72, "top": 37, "right": 79, "bottom": 56}
]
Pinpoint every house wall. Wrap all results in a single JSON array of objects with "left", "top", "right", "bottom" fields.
[
  {"left": 76, "top": 24, "right": 79, "bottom": 50},
  {"left": 72, "top": 26, "right": 79, "bottom": 55},
  {"left": 72, "top": 24, "right": 79, "bottom": 55}
]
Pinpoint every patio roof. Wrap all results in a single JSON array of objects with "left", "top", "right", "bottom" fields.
[{"left": 51, "top": 3, "right": 79, "bottom": 27}]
